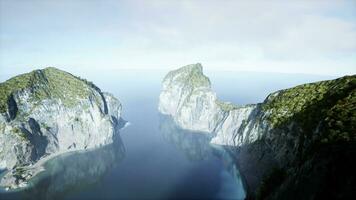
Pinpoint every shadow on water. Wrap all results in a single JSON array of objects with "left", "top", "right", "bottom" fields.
[
  {"left": 1, "top": 108, "right": 245, "bottom": 200},
  {"left": 0, "top": 130, "right": 126, "bottom": 200},
  {"left": 158, "top": 114, "right": 246, "bottom": 200}
]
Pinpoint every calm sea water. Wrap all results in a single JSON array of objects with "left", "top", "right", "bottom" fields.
[{"left": 0, "top": 70, "right": 334, "bottom": 200}]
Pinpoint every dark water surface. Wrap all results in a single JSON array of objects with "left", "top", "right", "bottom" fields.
[{"left": 0, "top": 70, "right": 333, "bottom": 200}]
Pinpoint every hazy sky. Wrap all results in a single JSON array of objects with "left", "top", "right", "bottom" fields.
[{"left": 0, "top": 0, "right": 355, "bottom": 76}]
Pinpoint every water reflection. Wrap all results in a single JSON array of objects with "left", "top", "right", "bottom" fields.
[
  {"left": 159, "top": 114, "right": 213, "bottom": 161},
  {"left": 0, "top": 132, "right": 126, "bottom": 200},
  {"left": 158, "top": 114, "right": 246, "bottom": 199}
]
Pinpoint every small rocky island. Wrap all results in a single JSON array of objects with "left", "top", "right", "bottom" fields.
[
  {"left": 0, "top": 67, "right": 123, "bottom": 189},
  {"left": 159, "top": 63, "right": 356, "bottom": 199}
]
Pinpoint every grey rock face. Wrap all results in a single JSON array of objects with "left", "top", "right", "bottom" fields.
[
  {"left": 158, "top": 64, "right": 356, "bottom": 199},
  {"left": 0, "top": 67, "right": 124, "bottom": 189},
  {"left": 158, "top": 63, "right": 269, "bottom": 147},
  {"left": 0, "top": 133, "right": 125, "bottom": 199}
]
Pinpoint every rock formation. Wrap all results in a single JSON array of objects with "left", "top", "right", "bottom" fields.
[
  {"left": 159, "top": 63, "right": 356, "bottom": 199},
  {"left": 0, "top": 67, "right": 124, "bottom": 189},
  {"left": 0, "top": 133, "right": 125, "bottom": 199}
]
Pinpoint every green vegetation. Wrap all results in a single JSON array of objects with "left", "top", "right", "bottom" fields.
[
  {"left": 0, "top": 123, "right": 5, "bottom": 133},
  {"left": 250, "top": 75, "right": 356, "bottom": 199},
  {"left": 216, "top": 100, "right": 239, "bottom": 111},
  {"left": 11, "top": 127, "right": 27, "bottom": 141},
  {"left": 0, "top": 67, "right": 103, "bottom": 116},
  {"left": 165, "top": 63, "right": 211, "bottom": 88},
  {"left": 323, "top": 89, "right": 356, "bottom": 142},
  {"left": 12, "top": 127, "right": 21, "bottom": 134},
  {"left": 40, "top": 122, "right": 50, "bottom": 131},
  {"left": 263, "top": 75, "right": 356, "bottom": 143},
  {"left": 263, "top": 80, "right": 333, "bottom": 127},
  {"left": 0, "top": 71, "right": 35, "bottom": 113}
]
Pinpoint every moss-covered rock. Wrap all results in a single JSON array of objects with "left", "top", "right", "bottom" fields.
[
  {"left": 159, "top": 64, "right": 356, "bottom": 199},
  {"left": 215, "top": 100, "right": 240, "bottom": 111},
  {"left": 0, "top": 67, "right": 102, "bottom": 115},
  {"left": 0, "top": 67, "right": 123, "bottom": 190},
  {"left": 164, "top": 63, "right": 211, "bottom": 88},
  {"left": 237, "top": 74, "right": 356, "bottom": 199},
  {"left": 263, "top": 75, "right": 355, "bottom": 129}
]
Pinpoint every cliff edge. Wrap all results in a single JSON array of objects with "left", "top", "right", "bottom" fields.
[
  {"left": 0, "top": 67, "right": 124, "bottom": 189},
  {"left": 159, "top": 63, "right": 356, "bottom": 199}
]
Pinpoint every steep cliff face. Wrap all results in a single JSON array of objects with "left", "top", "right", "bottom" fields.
[
  {"left": 158, "top": 63, "right": 266, "bottom": 146},
  {"left": 159, "top": 64, "right": 356, "bottom": 199},
  {"left": 0, "top": 67, "right": 123, "bottom": 189},
  {"left": 158, "top": 63, "right": 258, "bottom": 145},
  {"left": 159, "top": 63, "right": 221, "bottom": 133},
  {"left": 235, "top": 74, "right": 356, "bottom": 199}
]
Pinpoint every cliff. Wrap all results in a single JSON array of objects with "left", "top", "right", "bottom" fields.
[
  {"left": 158, "top": 63, "right": 356, "bottom": 199},
  {"left": 0, "top": 67, "right": 123, "bottom": 189},
  {"left": 0, "top": 133, "right": 125, "bottom": 199},
  {"left": 158, "top": 63, "right": 262, "bottom": 146}
]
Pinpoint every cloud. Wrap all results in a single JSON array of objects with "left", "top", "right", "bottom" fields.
[
  {"left": 0, "top": 0, "right": 355, "bottom": 76},
  {"left": 115, "top": 0, "right": 356, "bottom": 75}
]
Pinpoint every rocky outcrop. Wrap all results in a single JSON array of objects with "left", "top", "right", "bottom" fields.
[
  {"left": 158, "top": 63, "right": 266, "bottom": 146},
  {"left": 0, "top": 133, "right": 125, "bottom": 199},
  {"left": 159, "top": 63, "right": 220, "bottom": 133},
  {"left": 159, "top": 63, "right": 356, "bottom": 199},
  {"left": 0, "top": 67, "right": 124, "bottom": 189}
]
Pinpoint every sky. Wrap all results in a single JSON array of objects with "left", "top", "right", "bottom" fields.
[{"left": 0, "top": 0, "right": 355, "bottom": 77}]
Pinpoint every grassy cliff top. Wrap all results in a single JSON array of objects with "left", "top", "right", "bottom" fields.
[
  {"left": 215, "top": 100, "right": 240, "bottom": 111},
  {"left": 263, "top": 74, "right": 356, "bottom": 142},
  {"left": 0, "top": 67, "right": 102, "bottom": 113},
  {"left": 164, "top": 63, "right": 211, "bottom": 88}
]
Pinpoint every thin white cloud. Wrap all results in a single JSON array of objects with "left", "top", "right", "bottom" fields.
[{"left": 0, "top": 0, "right": 355, "bottom": 76}]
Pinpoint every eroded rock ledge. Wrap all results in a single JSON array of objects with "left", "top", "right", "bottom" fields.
[{"left": 159, "top": 63, "right": 356, "bottom": 199}]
